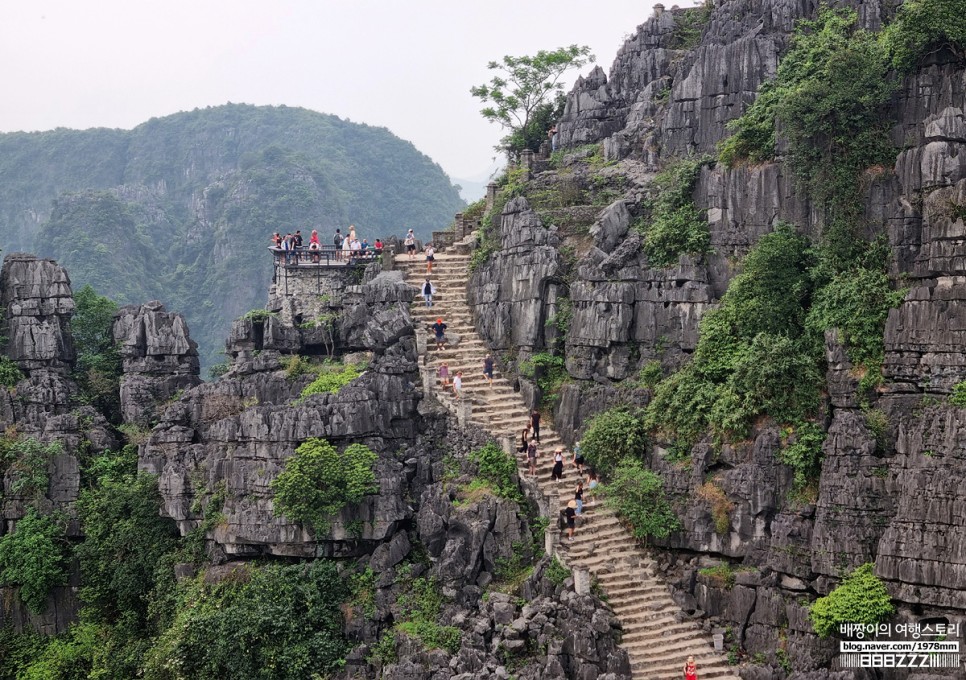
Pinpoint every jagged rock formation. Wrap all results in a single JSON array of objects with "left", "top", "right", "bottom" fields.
[
  {"left": 113, "top": 301, "right": 202, "bottom": 425},
  {"left": 466, "top": 0, "right": 966, "bottom": 677},
  {"left": 0, "top": 254, "right": 116, "bottom": 633}
]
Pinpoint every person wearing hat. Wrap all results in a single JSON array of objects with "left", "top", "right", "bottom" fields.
[
  {"left": 404, "top": 228, "right": 416, "bottom": 259},
  {"left": 564, "top": 500, "right": 577, "bottom": 541},
  {"left": 551, "top": 448, "right": 564, "bottom": 481},
  {"left": 431, "top": 318, "right": 447, "bottom": 350}
]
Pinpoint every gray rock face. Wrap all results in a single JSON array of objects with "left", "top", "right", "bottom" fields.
[
  {"left": 113, "top": 301, "right": 202, "bottom": 425},
  {"left": 0, "top": 254, "right": 117, "bottom": 634},
  {"left": 1, "top": 254, "right": 75, "bottom": 372}
]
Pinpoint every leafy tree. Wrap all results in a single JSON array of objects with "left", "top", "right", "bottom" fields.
[
  {"left": 0, "top": 509, "right": 70, "bottom": 613},
  {"left": 71, "top": 284, "right": 122, "bottom": 423},
  {"left": 471, "top": 45, "right": 594, "bottom": 158},
  {"left": 271, "top": 438, "right": 378, "bottom": 532},
  {"left": 810, "top": 563, "right": 894, "bottom": 637},
  {"left": 600, "top": 460, "right": 680, "bottom": 544},
  {"left": 470, "top": 442, "right": 521, "bottom": 502}
]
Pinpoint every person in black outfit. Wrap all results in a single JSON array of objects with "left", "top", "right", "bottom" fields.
[
  {"left": 564, "top": 501, "right": 576, "bottom": 541},
  {"left": 294, "top": 230, "right": 303, "bottom": 248},
  {"left": 530, "top": 410, "right": 541, "bottom": 443},
  {"left": 551, "top": 448, "right": 564, "bottom": 481}
]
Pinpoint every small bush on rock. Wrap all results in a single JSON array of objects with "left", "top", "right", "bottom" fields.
[
  {"left": 810, "top": 562, "right": 894, "bottom": 637},
  {"left": 271, "top": 439, "right": 378, "bottom": 533},
  {"left": 950, "top": 381, "right": 966, "bottom": 407},
  {"left": 470, "top": 442, "right": 522, "bottom": 503},
  {"left": 0, "top": 509, "right": 70, "bottom": 613}
]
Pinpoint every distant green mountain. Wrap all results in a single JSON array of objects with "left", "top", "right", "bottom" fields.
[{"left": 0, "top": 104, "right": 464, "bottom": 368}]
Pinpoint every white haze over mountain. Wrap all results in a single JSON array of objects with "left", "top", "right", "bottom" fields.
[{"left": 0, "top": 0, "right": 669, "bottom": 180}]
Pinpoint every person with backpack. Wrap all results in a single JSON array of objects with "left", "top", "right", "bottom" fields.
[
  {"left": 404, "top": 229, "right": 416, "bottom": 259},
  {"left": 333, "top": 229, "right": 344, "bottom": 260},
  {"left": 431, "top": 318, "right": 447, "bottom": 350},
  {"left": 564, "top": 500, "right": 577, "bottom": 541}
]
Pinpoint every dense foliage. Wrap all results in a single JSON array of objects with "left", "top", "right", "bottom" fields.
[
  {"left": 646, "top": 225, "right": 822, "bottom": 444},
  {"left": 0, "top": 104, "right": 464, "bottom": 369},
  {"left": 0, "top": 356, "right": 23, "bottom": 388},
  {"left": 636, "top": 157, "right": 711, "bottom": 267},
  {"left": 144, "top": 561, "right": 350, "bottom": 679},
  {"left": 1, "top": 437, "right": 63, "bottom": 503},
  {"left": 71, "top": 285, "right": 123, "bottom": 422},
  {"left": 880, "top": 0, "right": 966, "bottom": 68},
  {"left": 810, "top": 563, "right": 895, "bottom": 637},
  {"left": 600, "top": 460, "right": 680, "bottom": 543},
  {"left": 271, "top": 438, "right": 378, "bottom": 532},
  {"left": 0, "top": 509, "right": 70, "bottom": 613},
  {"left": 394, "top": 575, "right": 462, "bottom": 655},
  {"left": 579, "top": 407, "right": 648, "bottom": 476}
]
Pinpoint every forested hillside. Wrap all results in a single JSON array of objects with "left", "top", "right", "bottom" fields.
[{"left": 0, "top": 104, "right": 464, "bottom": 367}]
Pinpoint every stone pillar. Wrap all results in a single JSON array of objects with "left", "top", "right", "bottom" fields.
[
  {"left": 546, "top": 486, "right": 560, "bottom": 555},
  {"left": 653, "top": 3, "right": 665, "bottom": 16},
  {"left": 455, "top": 213, "right": 466, "bottom": 240},
  {"left": 573, "top": 568, "right": 591, "bottom": 595},
  {"left": 486, "top": 182, "right": 498, "bottom": 213},
  {"left": 500, "top": 435, "right": 513, "bottom": 455},
  {"left": 457, "top": 400, "right": 472, "bottom": 428},
  {"left": 521, "top": 149, "right": 534, "bottom": 180},
  {"left": 382, "top": 249, "right": 395, "bottom": 272}
]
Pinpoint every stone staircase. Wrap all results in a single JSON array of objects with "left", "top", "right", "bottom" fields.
[{"left": 398, "top": 252, "right": 741, "bottom": 680}]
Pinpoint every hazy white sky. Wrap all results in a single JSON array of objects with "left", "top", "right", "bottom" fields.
[{"left": 0, "top": 1, "right": 666, "bottom": 181}]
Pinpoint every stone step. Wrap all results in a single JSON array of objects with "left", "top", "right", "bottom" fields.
[{"left": 399, "top": 252, "right": 729, "bottom": 680}]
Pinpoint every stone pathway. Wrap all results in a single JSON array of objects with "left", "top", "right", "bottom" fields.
[{"left": 398, "top": 252, "right": 741, "bottom": 680}]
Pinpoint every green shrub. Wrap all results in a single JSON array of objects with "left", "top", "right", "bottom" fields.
[
  {"left": 699, "top": 564, "right": 740, "bottom": 589},
  {"left": 950, "top": 381, "right": 966, "bottom": 407},
  {"left": 207, "top": 361, "right": 231, "bottom": 380},
  {"left": 881, "top": 0, "right": 966, "bottom": 69},
  {"left": 579, "top": 407, "right": 648, "bottom": 476},
  {"left": 646, "top": 225, "right": 822, "bottom": 444},
  {"left": 0, "top": 509, "right": 70, "bottom": 613},
  {"left": 806, "top": 266, "right": 906, "bottom": 369},
  {"left": 544, "top": 556, "right": 570, "bottom": 586},
  {"left": 519, "top": 352, "right": 567, "bottom": 399},
  {"left": 144, "top": 561, "right": 351, "bottom": 679},
  {"left": 271, "top": 438, "right": 378, "bottom": 533},
  {"left": 470, "top": 442, "right": 521, "bottom": 503},
  {"left": 810, "top": 563, "right": 894, "bottom": 637},
  {"left": 75, "top": 472, "right": 179, "bottom": 627},
  {"left": 241, "top": 309, "right": 276, "bottom": 322},
  {"left": 1, "top": 437, "right": 63, "bottom": 502},
  {"left": 638, "top": 360, "right": 663, "bottom": 388},
  {"left": 669, "top": 0, "right": 712, "bottom": 49},
  {"left": 0, "top": 356, "right": 23, "bottom": 388},
  {"left": 297, "top": 361, "right": 363, "bottom": 399},
  {"left": 600, "top": 459, "right": 680, "bottom": 544},
  {"left": 696, "top": 482, "right": 733, "bottom": 534},
  {"left": 14, "top": 622, "right": 102, "bottom": 680},
  {"left": 779, "top": 421, "right": 826, "bottom": 490},
  {"left": 395, "top": 576, "right": 461, "bottom": 655},
  {"left": 636, "top": 157, "right": 710, "bottom": 267}
]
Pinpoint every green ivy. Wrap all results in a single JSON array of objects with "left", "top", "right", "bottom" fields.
[
  {"left": 71, "top": 285, "right": 122, "bottom": 423},
  {"left": 810, "top": 563, "right": 894, "bottom": 637},
  {"left": 0, "top": 509, "right": 70, "bottom": 613},
  {"left": 1, "top": 437, "right": 63, "bottom": 503},
  {"left": 950, "top": 381, "right": 966, "bottom": 407},
  {"left": 778, "top": 421, "right": 826, "bottom": 490},
  {"left": 544, "top": 556, "right": 571, "bottom": 586},
  {"left": 519, "top": 352, "right": 567, "bottom": 401},
  {"left": 270, "top": 438, "right": 378, "bottom": 533},
  {"left": 394, "top": 575, "right": 462, "bottom": 655}
]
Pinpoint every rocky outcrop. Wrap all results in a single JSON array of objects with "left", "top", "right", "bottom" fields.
[{"left": 113, "top": 301, "right": 202, "bottom": 425}]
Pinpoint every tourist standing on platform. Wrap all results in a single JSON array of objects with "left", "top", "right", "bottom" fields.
[
  {"left": 309, "top": 230, "right": 320, "bottom": 247},
  {"left": 405, "top": 229, "right": 416, "bottom": 259},
  {"left": 348, "top": 224, "right": 357, "bottom": 242},
  {"left": 294, "top": 230, "right": 304, "bottom": 248},
  {"left": 341, "top": 233, "right": 352, "bottom": 257},
  {"left": 282, "top": 233, "right": 293, "bottom": 265},
  {"left": 422, "top": 278, "right": 436, "bottom": 307},
  {"left": 272, "top": 232, "right": 282, "bottom": 247}
]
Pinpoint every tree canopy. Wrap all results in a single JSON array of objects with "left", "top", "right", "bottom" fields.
[{"left": 471, "top": 45, "right": 594, "bottom": 157}]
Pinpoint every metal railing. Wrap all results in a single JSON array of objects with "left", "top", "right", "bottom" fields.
[{"left": 268, "top": 245, "right": 381, "bottom": 267}]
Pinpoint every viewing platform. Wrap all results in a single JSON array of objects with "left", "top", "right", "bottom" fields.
[{"left": 268, "top": 245, "right": 381, "bottom": 269}]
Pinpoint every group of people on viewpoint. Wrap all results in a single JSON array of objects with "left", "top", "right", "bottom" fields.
[{"left": 271, "top": 226, "right": 387, "bottom": 265}]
